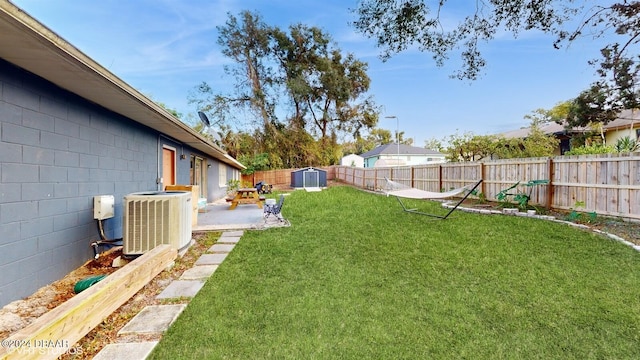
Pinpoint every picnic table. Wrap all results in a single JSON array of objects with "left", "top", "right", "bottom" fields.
[{"left": 227, "top": 188, "right": 264, "bottom": 210}]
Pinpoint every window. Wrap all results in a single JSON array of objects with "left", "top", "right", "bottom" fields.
[{"left": 219, "top": 163, "right": 227, "bottom": 187}]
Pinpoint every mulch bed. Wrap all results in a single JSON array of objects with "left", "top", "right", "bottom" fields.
[
  {"left": 458, "top": 199, "right": 640, "bottom": 246},
  {"left": 0, "top": 233, "right": 213, "bottom": 359}
]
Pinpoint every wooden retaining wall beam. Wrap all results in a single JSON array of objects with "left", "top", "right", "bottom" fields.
[{"left": 0, "top": 244, "right": 177, "bottom": 360}]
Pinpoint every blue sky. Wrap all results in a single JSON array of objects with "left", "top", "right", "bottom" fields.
[{"left": 13, "top": 0, "right": 608, "bottom": 146}]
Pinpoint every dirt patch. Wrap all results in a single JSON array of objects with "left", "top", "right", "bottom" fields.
[
  {"left": 0, "top": 249, "right": 121, "bottom": 339},
  {"left": 0, "top": 232, "right": 216, "bottom": 359}
]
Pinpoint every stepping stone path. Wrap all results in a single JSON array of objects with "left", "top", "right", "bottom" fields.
[{"left": 92, "top": 230, "right": 242, "bottom": 360}]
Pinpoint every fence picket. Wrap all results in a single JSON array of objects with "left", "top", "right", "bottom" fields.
[{"left": 244, "top": 154, "right": 640, "bottom": 219}]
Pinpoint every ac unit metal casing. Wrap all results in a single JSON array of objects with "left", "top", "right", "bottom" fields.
[{"left": 123, "top": 191, "right": 192, "bottom": 256}]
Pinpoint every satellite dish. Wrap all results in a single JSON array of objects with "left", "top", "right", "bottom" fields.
[
  {"left": 197, "top": 111, "right": 211, "bottom": 127},
  {"left": 207, "top": 128, "right": 222, "bottom": 142},
  {"left": 198, "top": 111, "right": 223, "bottom": 148}
]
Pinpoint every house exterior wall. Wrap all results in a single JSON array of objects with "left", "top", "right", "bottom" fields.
[
  {"left": 201, "top": 160, "right": 239, "bottom": 200},
  {"left": 605, "top": 126, "right": 639, "bottom": 146},
  {"left": 0, "top": 59, "right": 161, "bottom": 306},
  {"left": 413, "top": 154, "right": 447, "bottom": 165},
  {"left": 365, "top": 154, "right": 446, "bottom": 168},
  {"left": 0, "top": 59, "right": 232, "bottom": 307},
  {"left": 225, "top": 167, "right": 240, "bottom": 196},
  {"left": 364, "top": 156, "right": 378, "bottom": 168},
  {"left": 341, "top": 154, "right": 364, "bottom": 168}
]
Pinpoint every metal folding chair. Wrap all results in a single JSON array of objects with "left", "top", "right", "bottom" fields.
[{"left": 263, "top": 194, "right": 285, "bottom": 222}]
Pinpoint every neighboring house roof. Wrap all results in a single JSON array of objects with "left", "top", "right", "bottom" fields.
[
  {"left": 360, "top": 143, "right": 444, "bottom": 158},
  {"left": 500, "top": 110, "right": 640, "bottom": 139},
  {"left": 602, "top": 109, "right": 640, "bottom": 131},
  {"left": 343, "top": 153, "right": 363, "bottom": 159},
  {"left": 0, "top": 2, "right": 244, "bottom": 169},
  {"left": 499, "top": 122, "right": 588, "bottom": 139},
  {"left": 292, "top": 166, "right": 327, "bottom": 173},
  {"left": 341, "top": 153, "right": 363, "bottom": 161}
]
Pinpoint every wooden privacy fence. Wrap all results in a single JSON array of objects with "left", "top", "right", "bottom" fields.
[
  {"left": 335, "top": 153, "right": 640, "bottom": 220},
  {"left": 241, "top": 167, "right": 335, "bottom": 188}
]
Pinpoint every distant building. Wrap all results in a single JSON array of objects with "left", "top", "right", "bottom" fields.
[
  {"left": 601, "top": 109, "right": 640, "bottom": 147},
  {"left": 340, "top": 154, "right": 364, "bottom": 168},
  {"left": 360, "top": 143, "right": 446, "bottom": 168},
  {"left": 499, "top": 110, "right": 640, "bottom": 155},
  {"left": 499, "top": 121, "right": 587, "bottom": 155}
]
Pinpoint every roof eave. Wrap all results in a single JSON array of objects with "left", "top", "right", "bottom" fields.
[{"left": 0, "top": 1, "right": 245, "bottom": 170}]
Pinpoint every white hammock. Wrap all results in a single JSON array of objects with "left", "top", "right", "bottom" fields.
[
  {"left": 384, "top": 178, "right": 476, "bottom": 199},
  {"left": 383, "top": 178, "right": 483, "bottom": 219}
]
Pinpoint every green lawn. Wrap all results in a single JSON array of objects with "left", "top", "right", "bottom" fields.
[{"left": 150, "top": 186, "right": 640, "bottom": 359}]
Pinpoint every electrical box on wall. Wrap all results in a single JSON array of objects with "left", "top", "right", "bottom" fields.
[{"left": 94, "top": 195, "right": 115, "bottom": 220}]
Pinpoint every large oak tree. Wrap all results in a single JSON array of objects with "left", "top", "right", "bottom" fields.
[{"left": 191, "top": 11, "right": 379, "bottom": 168}]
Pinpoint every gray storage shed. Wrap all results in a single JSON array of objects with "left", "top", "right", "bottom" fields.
[{"left": 291, "top": 167, "right": 327, "bottom": 189}]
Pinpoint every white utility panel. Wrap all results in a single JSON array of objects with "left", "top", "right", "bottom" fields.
[{"left": 94, "top": 195, "right": 115, "bottom": 220}]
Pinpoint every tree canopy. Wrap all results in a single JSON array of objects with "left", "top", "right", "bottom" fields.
[
  {"left": 353, "top": 1, "right": 640, "bottom": 126},
  {"left": 353, "top": 0, "right": 581, "bottom": 81},
  {"left": 190, "top": 11, "right": 380, "bottom": 170},
  {"left": 565, "top": 3, "right": 640, "bottom": 127}
]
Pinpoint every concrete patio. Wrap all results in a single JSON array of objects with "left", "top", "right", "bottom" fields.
[
  {"left": 193, "top": 195, "right": 290, "bottom": 231},
  {"left": 93, "top": 197, "right": 291, "bottom": 359}
]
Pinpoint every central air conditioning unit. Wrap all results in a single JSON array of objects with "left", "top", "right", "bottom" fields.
[{"left": 123, "top": 191, "right": 192, "bottom": 256}]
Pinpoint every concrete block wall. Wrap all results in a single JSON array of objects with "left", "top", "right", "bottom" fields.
[{"left": 0, "top": 59, "right": 160, "bottom": 307}]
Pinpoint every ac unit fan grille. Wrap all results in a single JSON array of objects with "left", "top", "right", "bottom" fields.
[
  {"left": 126, "top": 199, "right": 171, "bottom": 254},
  {"left": 123, "top": 191, "right": 192, "bottom": 256}
]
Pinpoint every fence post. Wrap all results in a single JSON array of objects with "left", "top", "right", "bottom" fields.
[
  {"left": 438, "top": 164, "right": 443, "bottom": 191},
  {"left": 546, "top": 157, "right": 554, "bottom": 209},
  {"left": 411, "top": 166, "right": 415, "bottom": 188},
  {"left": 480, "top": 162, "right": 485, "bottom": 195}
]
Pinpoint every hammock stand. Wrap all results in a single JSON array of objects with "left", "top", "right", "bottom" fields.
[{"left": 384, "top": 179, "right": 483, "bottom": 219}]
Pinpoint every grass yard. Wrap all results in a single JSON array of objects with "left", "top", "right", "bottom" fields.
[{"left": 150, "top": 186, "right": 640, "bottom": 359}]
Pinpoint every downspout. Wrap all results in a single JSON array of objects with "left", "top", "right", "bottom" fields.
[{"left": 157, "top": 134, "right": 162, "bottom": 191}]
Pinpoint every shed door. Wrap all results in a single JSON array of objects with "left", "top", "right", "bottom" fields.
[
  {"left": 303, "top": 170, "right": 319, "bottom": 188},
  {"left": 162, "top": 147, "right": 176, "bottom": 187}
]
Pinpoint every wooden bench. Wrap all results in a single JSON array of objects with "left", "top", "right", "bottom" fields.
[
  {"left": 228, "top": 188, "right": 263, "bottom": 210},
  {"left": 227, "top": 195, "right": 264, "bottom": 203},
  {"left": 226, "top": 195, "right": 263, "bottom": 202}
]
